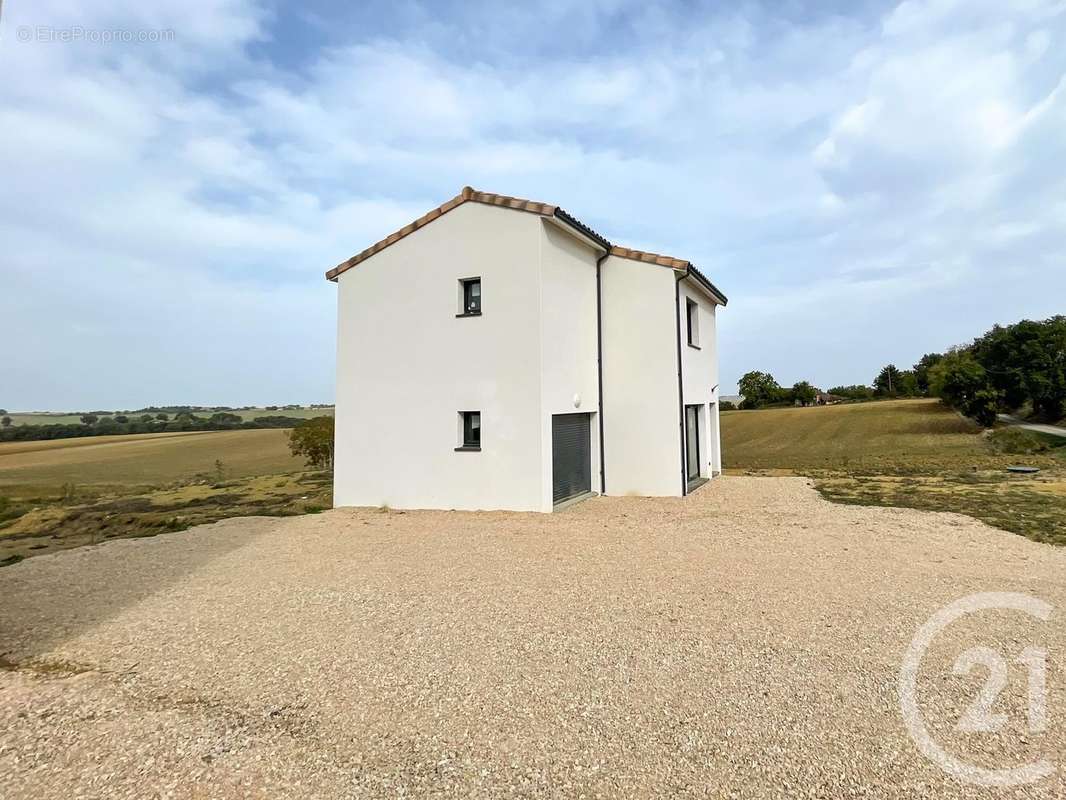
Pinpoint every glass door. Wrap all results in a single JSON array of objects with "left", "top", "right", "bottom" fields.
[{"left": 685, "top": 405, "right": 700, "bottom": 484}]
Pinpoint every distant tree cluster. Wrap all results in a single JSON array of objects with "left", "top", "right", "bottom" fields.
[
  {"left": 929, "top": 317, "right": 1066, "bottom": 427},
  {"left": 742, "top": 316, "right": 1065, "bottom": 429},
  {"left": 826, "top": 385, "right": 875, "bottom": 401},
  {"left": 0, "top": 411, "right": 311, "bottom": 443},
  {"left": 736, "top": 372, "right": 825, "bottom": 409},
  {"left": 737, "top": 352, "right": 946, "bottom": 410},
  {"left": 861, "top": 353, "right": 945, "bottom": 401}
]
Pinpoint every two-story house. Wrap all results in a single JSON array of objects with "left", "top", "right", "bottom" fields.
[{"left": 328, "top": 187, "right": 727, "bottom": 512}]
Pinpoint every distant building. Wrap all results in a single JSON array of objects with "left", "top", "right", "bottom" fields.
[{"left": 815, "top": 392, "right": 844, "bottom": 406}]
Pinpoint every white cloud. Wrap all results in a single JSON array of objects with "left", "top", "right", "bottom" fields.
[{"left": 2, "top": 0, "right": 1065, "bottom": 408}]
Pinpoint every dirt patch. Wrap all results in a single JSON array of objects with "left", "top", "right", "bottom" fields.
[
  {"left": 0, "top": 472, "right": 331, "bottom": 564},
  {"left": 816, "top": 471, "right": 1066, "bottom": 545}
]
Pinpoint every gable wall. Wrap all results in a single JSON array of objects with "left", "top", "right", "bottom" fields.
[{"left": 333, "top": 201, "right": 546, "bottom": 511}]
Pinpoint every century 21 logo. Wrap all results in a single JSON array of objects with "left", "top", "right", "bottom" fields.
[{"left": 899, "top": 592, "right": 1054, "bottom": 787}]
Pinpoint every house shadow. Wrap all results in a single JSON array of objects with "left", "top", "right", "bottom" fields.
[{"left": 0, "top": 516, "right": 275, "bottom": 666}]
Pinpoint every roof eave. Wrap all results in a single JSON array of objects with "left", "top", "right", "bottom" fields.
[
  {"left": 552, "top": 208, "right": 612, "bottom": 252},
  {"left": 683, "top": 265, "right": 729, "bottom": 306}
]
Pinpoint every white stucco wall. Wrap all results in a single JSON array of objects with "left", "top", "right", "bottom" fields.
[
  {"left": 679, "top": 280, "right": 722, "bottom": 479},
  {"left": 333, "top": 199, "right": 723, "bottom": 509},
  {"left": 537, "top": 221, "right": 602, "bottom": 508},
  {"left": 599, "top": 256, "right": 683, "bottom": 496},
  {"left": 334, "top": 202, "right": 546, "bottom": 511}
]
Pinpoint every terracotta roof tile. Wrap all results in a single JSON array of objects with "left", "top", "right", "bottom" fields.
[
  {"left": 608, "top": 245, "right": 690, "bottom": 271},
  {"left": 325, "top": 187, "right": 560, "bottom": 281},
  {"left": 326, "top": 188, "right": 726, "bottom": 304}
]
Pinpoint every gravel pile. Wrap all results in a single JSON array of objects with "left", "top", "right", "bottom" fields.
[{"left": 1, "top": 477, "right": 1063, "bottom": 798}]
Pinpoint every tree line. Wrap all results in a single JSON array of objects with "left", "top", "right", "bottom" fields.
[
  {"left": 734, "top": 316, "right": 1064, "bottom": 427},
  {"left": 928, "top": 316, "right": 1065, "bottom": 426},
  {"left": 0, "top": 411, "right": 312, "bottom": 443}
]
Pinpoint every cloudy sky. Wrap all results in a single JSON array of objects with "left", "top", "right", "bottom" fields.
[{"left": 2, "top": 0, "right": 1064, "bottom": 411}]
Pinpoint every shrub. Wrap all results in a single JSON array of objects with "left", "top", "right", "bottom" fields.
[
  {"left": 988, "top": 427, "right": 1049, "bottom": 455},
  {"left": 288, "top": 416, "right": 335, "bottom": 470}
]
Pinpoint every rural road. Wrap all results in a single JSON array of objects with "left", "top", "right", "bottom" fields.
[{"left": 998, "top": 414, "right": 1066, "bottom": 438}]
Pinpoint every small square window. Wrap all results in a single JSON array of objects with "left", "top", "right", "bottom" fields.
[
  {"left": 459, "top": 277, "right": 481, "bottom": 316},
  {"left": 686, "top": 298, "right": 700, "bottom": 347},
  {"left": 458, "top": 411, "right": 481, "bottom": 450}
]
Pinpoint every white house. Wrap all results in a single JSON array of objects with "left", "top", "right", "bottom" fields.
[{"left": 328, "top": 187, "right": 727, "bottom": 513}]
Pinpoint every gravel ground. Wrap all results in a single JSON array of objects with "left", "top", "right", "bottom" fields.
[{"left": 1, "top": 476, "right": 1063, "bottom": 799}]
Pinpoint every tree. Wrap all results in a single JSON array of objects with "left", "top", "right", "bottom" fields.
[
  {"left": 140, "top": 414, "right": 155, "bottom": 423},
  {"left": 928, "top": 349, "right": 1001, "bottom": 427},
  {"left": 738, "top": 371, "right": 782, "bottom": 409},
  {"left": 719, "top": 400, "right": 737, "bottom": 411},
  {"left": 114, "top": 415, "right": 129, "bottom": 424},
  {"left": 913, "top": 353, "right": 944, "bottom": 395},
  {"left": 208, "top": 412, "right": 242, "bottom": 427},
  {"left": 967, "top": 388, "right": 1001, "bottom": 428},
  {"left": 1, "top": 416, "right": 11, "bottom": 428},
  {"left": 971, "top": 316, "right": 1066, "bottom": 420},
  {"left": 80, "top": 414, "right": 99, "bottom": 426},
  {"left": 287, "top": 416, "right": 335, "bottom": 469},
  {"left": 155, "top": 413, "right": 169, "bottom": 421},
  {"left": 0, "top": 409, "right": 7, "bottom": 415},
  {"left": 874, "top": 364, "right": 903, "bottom": 396},
  {"left": 897, "top": 370, "right": 919, "bottom": 397},
  {"left": 96, "top": 417, "right": 120, "bottom": 433},
  {"left": 790, "top": 381, "right": 817, "bottom": 406},
  {"left": 828, "top": 384, "right": 874, "bottom": 401}
]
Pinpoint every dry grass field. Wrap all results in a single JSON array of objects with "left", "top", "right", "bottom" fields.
[
  {"left": 0, "top": 429, "right": 305, "bottom": 488},
  {"left": 0, "top": 429, "right": 330, "bottom": 565},
  {"left": 721, "top": 399, "right": 1066, "bottom": 544},
  {"left": 721, "top": 398, "right": 1061, "bottom": 473}
]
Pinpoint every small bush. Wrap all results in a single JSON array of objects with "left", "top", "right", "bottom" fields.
[{"left": 988, "top": 427, "right": 1048, "bottom": 455}]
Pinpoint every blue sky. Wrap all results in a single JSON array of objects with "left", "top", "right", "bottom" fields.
[{"left": 2, "top": 0, "right": 1064, "bottom": 410}]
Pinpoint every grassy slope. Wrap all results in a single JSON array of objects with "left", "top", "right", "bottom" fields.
[
  {"left": 721, "top": 399, "right": 1065, "bottom": 545},
  {"left": 4, "top": 406, "right": 334, "bottom": 426},
  {"left": 0, "top": 429, "right": 329, "bottom": 564},
  {"left": 722, "top": 399, "right": 1060, "bottom": 474}
]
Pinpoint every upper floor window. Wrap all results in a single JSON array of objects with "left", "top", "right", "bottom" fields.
[
  {"left": 459, "top": 277, "right": 481, "bottom": 316},
  {"left": 686, "top": 298, "right": 700, "bottom": 348}
]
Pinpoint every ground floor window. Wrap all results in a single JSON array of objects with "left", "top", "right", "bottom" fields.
[{"left": 457, "top": 411, "right": 481, "bottom": 450}]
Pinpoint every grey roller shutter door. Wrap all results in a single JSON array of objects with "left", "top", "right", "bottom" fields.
[{"left": 552, "top": 413, "right": 591, "bottom": 504}]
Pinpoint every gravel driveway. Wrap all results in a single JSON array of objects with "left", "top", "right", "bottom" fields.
[{"left": 1, "top": 477, "right": 1063, "bottom": 799}]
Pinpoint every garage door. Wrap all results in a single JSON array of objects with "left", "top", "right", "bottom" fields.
[{"left": 552, "top": 413, "right": 591, "bottom": 505}]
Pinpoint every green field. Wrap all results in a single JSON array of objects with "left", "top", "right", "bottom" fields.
[
  {"left": 722, "top": 399, "right": 1066, "bottom": 545},
  {"left": 0, "top": 429, "right": 330, "bottom": 565},
  {"left": 4, "top": 406, "right": 334, "bottom": 426}
]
